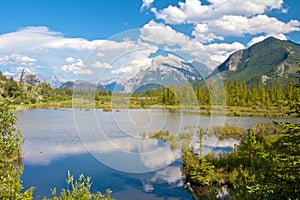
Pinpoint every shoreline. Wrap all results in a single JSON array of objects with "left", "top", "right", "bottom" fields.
[{"left": 13, "top": 101, "right": 295, "bottom": 118}]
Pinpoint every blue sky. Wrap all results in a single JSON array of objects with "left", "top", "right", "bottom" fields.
[{"left": 0, "top": 0, "right": 299, "bottom": 81}]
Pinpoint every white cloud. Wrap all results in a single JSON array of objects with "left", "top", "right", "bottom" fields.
[
  {"left": 92, "top": 61, "right": 112, "bottom": 69},
  {"left": 151, "top": 0, "right": 299, "bottom": 43},
  {"left": 153, "top": 0, "right": 285, "bottom": 24},
  {"left": 111, "top": 57, "right": 152, "bottom": 76},
  {"left": 206, "top": 42, "right": 245, "bottom": 63},
  {"left": 141, "top": 0, "right": 155, "bottom": 10},
  {"left": 42, "top": 37, "right": 103, "bottom": 50},
  {"left": 0, "top": 26, "right": 102, "bottom": 52},
  {"left": 3, "top": 71, "right": 15, "bottom": 77},
  {"left": 97, "top": 52, "right": 105, "bottom": 57},
  {"left": 0, "top": 26, "right": 106, "bottom": 79},
  {"left": 61, "top": 59, "right": 85, "bottom": 74},
  {"left": 151, "top": 166, "right": 183, "bottom": 184},
  {"left": 151, "top": 6, "right": 186, "bottom": 24},
  {"left": 112, "top": 65, "right": 139, "bottom": 75},
  {"left": 0, "top": 53, "right": 36, "bottom": 66},
  {"left": 139, "top": 20, "right": 244, "bottom": 68},
  {"left": 15, "top": 66, "right": 32, "bottom": 73},
  {"left": 247, "top": 34, "right": 287, "bottom": 47},
  {"left": 0, "top": 20, "right": 274, "bottom": 80},
  {"left": 192, "top": 15, "right": 300, "bottom": 43},
  {"left": 65, "top": 56, "right": 75, "bottom": 63},
  {"left": 90, "top": 38, "right": 157, "bottom": 79},
  {"left": 76, "top": 69, "right": 93, "bottom": 75},
  {"left": 140, "top": 20, "right": 192, "bottom": 47}
]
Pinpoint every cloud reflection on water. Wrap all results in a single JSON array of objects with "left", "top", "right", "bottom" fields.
[{"left": 23, "top": 133, "right": 237, "bottom": 170}]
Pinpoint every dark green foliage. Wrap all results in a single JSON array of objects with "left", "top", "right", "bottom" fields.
[
  {"left": 2, "top": 77, "right": 24, "bottom": 98},
  {"left": 183, "top": 127, "right": 299, "bottom": 197},
  {"left": 182, "top": 150, "right": 215, "bottom": 186},
  {"left": 229, "top": 120, "right": 299, "bottom": 199},
  {"left": 268, "top": 122, "right": 300, "bottom": 199},
  {"left": 182, "top": 69, "right": 300, "bottom": 199},
  {"left": 25, "top": 74, "right": 39, "bottom": 85},
  {"left": 183, "top": 125, "right": 299, "bottom": 199},
  {"left": 0, "top": 73, "right": 72, "bottom": 104},
  {"left": 38, "top": 82, "right": 53, "bottom": 101},
  {"left": 136, "top": 76, "right": 299, "bottom": 112},
  {"left": 283, "top": 68, "right": 300, "bottom": 116},
  {"left": 0, "top": 100, "right": 33, "bottom": 199},
  {"left": 0, "top": 71, "right": 7, "bottom": 81},
  {"left": 224, "top": 79, "right": 299, "bottom": 107}
]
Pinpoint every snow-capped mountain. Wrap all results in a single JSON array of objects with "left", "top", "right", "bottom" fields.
[
  {"left": 122, "top": 54, "right": 209, "bottom": 93},
  {"left": 39, "top": 75, "right": 66, "bottom": 88},
  {"left": 98, "top": 77, "right": 125, "bottom": 92}
]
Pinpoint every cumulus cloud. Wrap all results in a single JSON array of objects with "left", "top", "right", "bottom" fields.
[
  {"left": 153, "top": 0, "right": 285, "bottom": 24},
  {"left": 61, "top": 58, "right": 87, "bottom": 74},
  {"left": 139, "top": 20, "right": 245, "bottom": 68},
  {"left": 0, "top": 26, "right": 102, "bottom": 52},
  {"left": 140, "top": 20, "right": 192, "bottom": 47},
  {"left": 0, "top": 53, "right": 36, "bottom": 66},
  {"left": 206, "top": 42, "right": 245, "bottom": 63},
  {"left": 151, "top": 0, "right": 299, "bottom": 43},
  {"left": 92, "top": 61, "right": 112, "bottom": 69},
  {"left": 112, "top": 66, "right": 133, "bottom": 74},
  {"left": 141, "top": 0, "right": 155, "bottom": 10},
  {"left": 65, "top": 56, "right": 76, "bottom": 63},
  {"left": 97, "top": 52, "right": 105, "bottom": 57},
  {"left": 111, "top": 51, "right": 154, "bottom": 77},
  {"left": 192, "top": 15, "right": 300, "bottom": 43},
  {"left": 247, "top": 34, "right": 287, "bottom": 46},
  {"left": 76, "top": 69, "right": 93, "bottom": 75},
  {"left": 0, "top": 26, "right": 106, "bottom": 79}
]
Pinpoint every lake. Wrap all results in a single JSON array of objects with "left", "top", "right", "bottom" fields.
[{"left": 17, "top": 109, "right": 299, "bottom": 199}]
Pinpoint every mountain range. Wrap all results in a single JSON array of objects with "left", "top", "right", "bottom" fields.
[
  {"left": 121, "top": 54, "right": 210, "bottom": 93},
  {"left": 60, "top": 80, "right": 105, "bottom": 92},
  {"left": 3, "top": 37, "right": 299, "bottom": 91},
  {"left": 209, "top": 37, "right": 300, "bottom": 85}
]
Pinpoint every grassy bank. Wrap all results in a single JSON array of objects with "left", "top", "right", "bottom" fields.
[{"left": 14, "top": 100, "right": 293, "bottom": 117}]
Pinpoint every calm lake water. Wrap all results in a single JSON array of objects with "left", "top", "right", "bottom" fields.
[{"left": 17, "top": 109, "right": 299, "bottom": 200}]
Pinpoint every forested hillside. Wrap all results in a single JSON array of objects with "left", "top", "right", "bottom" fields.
[
  {"left": 0, "top": 71, "right": 72, "bottom": 105},
  {"left": 210, "top": 37, "right": 300, "bottom": 85}
]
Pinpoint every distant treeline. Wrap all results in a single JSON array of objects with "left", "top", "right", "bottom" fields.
[
  {"left": 1, "top": 70, "right": 299, "bottom": 110},
  {"left": 0, "top": 72, "right": 72, "bottom": 104},
  {"left": 137, "top": 79, "right": 299, "bottom": 108}
]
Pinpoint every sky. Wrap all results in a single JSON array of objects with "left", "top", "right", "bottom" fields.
[{"left": 0, "top": 0, "right": 299, "bottom": 81}]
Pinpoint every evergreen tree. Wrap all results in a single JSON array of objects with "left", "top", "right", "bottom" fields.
[{"left": 3, "top": 77, "right": 24, "bottom": 99}]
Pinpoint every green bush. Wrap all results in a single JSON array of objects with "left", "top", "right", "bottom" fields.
[
  {"left": 44, "top": 171, "right": 114, "bottom": 200},
  {"left": 0, "top": 100, "right": 33, "bottom": 199}
]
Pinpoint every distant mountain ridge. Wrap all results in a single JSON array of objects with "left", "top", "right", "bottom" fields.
[
  {"left": 4, "top": 37, "right": 298, "bottom": 92},
  {"left": 209, "top": 37, "right": 300, "bottom": 84},
  {"left": 122, "top": 54, "right": 211, "bottom": 93},
  {"left": 60, "top": 80, "right": 105, "bottom": 91},
  {"left": 6, "top": 72, "right": 66, "bottom": 89},
  {"left": 39, "top": 75, "right": 66, "bottom": 88}
]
